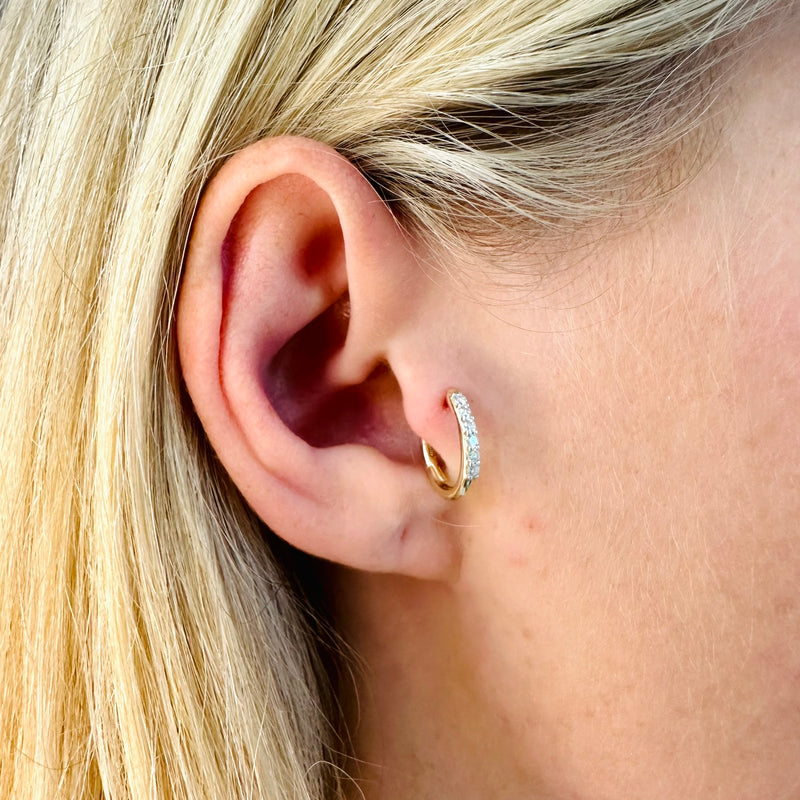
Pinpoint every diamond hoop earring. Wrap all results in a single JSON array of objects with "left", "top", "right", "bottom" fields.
[{"left": 421, "top": 390, "right": 481, "bottom": 500}]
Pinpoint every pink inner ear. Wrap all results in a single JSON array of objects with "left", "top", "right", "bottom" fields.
[
  {"left": 219, "top": 193, "right": 252, "bottom": 312},
  {"left": 220, "top": 227, "right": 235, "bottom": 306},
  {"left": 300, "top": 224, "right": 345, "bottom": 281},
  {"left": 263, "top": 301, "right": 418, "bottom": 464}
]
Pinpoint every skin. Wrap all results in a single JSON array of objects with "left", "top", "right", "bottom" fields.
[{"left": 333, "top": 12, "right": 800, "bottom": 800}]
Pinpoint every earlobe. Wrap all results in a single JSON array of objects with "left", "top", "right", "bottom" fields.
[{"left": 177, "top": 137, "right": 465, "bottom": 579}]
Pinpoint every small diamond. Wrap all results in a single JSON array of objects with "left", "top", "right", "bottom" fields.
[{"left": 445, "top": 391, "right": 481, "bottom": 491}]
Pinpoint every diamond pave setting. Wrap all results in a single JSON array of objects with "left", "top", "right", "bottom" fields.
[
  {"left": 421, "top": 389, "right": 481, "bottom": 499},
  {"left": 449, "top": 390, "right": 480, "bottom": 493}
]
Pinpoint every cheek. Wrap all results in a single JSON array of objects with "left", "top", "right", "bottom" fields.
[
  {"left": 728, "top": 255, "right": 800, "bottom": 659},
  {"left": 464, "top": 244, "right": 800, "bottom": 796},
  {"left": 737, "top": 253, "right": 800, "bottom": 386},
  {"left": 730, "top": 245, "right": 800, "bottom": 508}
]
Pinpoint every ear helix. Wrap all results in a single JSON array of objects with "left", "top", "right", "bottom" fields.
[{"left": 421, "top": 390, "right": 481, "bottom": 500}]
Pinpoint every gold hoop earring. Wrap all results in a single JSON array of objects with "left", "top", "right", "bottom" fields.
[{"left": 421, "top": 390, "right": 480, "bottom": 500}]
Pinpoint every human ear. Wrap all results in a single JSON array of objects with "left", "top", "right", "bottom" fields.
[{"left": 177, "top": 137, "right": 466, "bottom": 579}]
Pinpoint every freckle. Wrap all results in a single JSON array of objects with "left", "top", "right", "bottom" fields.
[
  {"left": 522, "top": 626, "right": 533, "bottom": 641},
  {"left": 775, "top": 596, "right": 798, "bottom": 617}
]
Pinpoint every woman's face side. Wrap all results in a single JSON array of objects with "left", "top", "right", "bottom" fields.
[{"left": 450, "top": 12, "right": 799, "bottom": 799}]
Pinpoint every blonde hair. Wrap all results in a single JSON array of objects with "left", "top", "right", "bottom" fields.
[{"left": 0, "top": 1, "right": 779, "bottom": 797}]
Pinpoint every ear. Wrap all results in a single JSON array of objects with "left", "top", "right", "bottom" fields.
[{"left": 177, "top": 137, "right": 471, "bottom": 579}]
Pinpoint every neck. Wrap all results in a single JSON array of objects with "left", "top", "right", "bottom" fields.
[{"left": 330, "top": 569, "right": 540, "bottom": 800}]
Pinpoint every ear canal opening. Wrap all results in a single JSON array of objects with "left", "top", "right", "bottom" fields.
[{"left": 262, "top": 295, "right": 419, "bottom": 464}]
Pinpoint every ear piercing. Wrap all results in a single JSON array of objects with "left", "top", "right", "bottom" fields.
[{"left": 421, "top": 390, "right": 480, "bottom": 499}]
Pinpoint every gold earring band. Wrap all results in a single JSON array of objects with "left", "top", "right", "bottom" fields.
[{"left": 421, "top": 390, "right": 481, "bottom": 500}]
